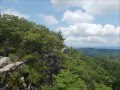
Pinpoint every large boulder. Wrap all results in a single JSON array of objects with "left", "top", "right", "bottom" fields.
[{"left": 0, "top": 57, "right": 11, "bottom": 67}]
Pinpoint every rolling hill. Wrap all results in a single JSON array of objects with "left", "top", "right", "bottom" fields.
[{"left": 77, "top": 48, "right": 120, "bottom": 61}]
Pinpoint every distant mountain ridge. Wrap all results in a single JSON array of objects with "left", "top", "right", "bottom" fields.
[
  {"left": 76, "top": 46, "right": 120, "bottom": 50},
  {"left": 77, "top": 48, "right": 120, "bottom": 61}
]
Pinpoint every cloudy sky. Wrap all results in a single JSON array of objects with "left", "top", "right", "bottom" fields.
[{"left": 0, "top": 0, "right": 120, "bottom": 48}]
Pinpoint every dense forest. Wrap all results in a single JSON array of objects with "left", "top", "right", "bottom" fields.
[{"left": 0, "top": 14, "right": 120, "bottom": 90}]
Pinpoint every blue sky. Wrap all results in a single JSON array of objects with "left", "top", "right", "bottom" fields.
[{"left": 0, "top": 0, "right": 120, "bottom": 48}]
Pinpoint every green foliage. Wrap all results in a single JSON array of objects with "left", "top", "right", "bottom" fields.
[
  {"left": 54, "top": 70, "right": 85, "bottom": 90},
  {"left": 95, "top": 83, "right": 112, "bottom": 90},
  {"left": 0, "top": 14, "right": 34, "bottom": 56},
  {"left": 8, "top": 54, "right": 18, "bottom": 62}
]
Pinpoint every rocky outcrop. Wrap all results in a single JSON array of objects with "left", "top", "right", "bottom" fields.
[
  {"left": 0, "top": 56, "right": 24, "bottom": 74},
  {"left": 62, "top": 48, "right": 69, "bottom": 54},
  {"left": 0, "top": 57, "right": 11, "bottom": 67},
  {"left": 0, "top": 56, "right": 31, "bottom": 90}
]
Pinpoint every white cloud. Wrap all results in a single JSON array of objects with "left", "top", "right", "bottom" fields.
[
  {"left": 44, "top": 15, "right": 58, "bottom": 25},
  {"left": 51, "top": 0, "right": 119, "bottom": 15},
  {"left": 57, "top": 23, "right": 120, "bottom": 47},
  {"left": 83, "top": 0, "right": 120, "bottom": 15},
  {"left": 1, "top": 9, "right": 29, "bottom": 18},
  {"left": 51, "top": 0, "right": 83, "bottom": 10},
  {"left": 65, "top": 35, "right": 119, "bottom": 47},
  {"left": 65, "top": 36, "right": 106, "bottom": 43},
  {"left": 57, "top": 23, "right": 120, "bottom": 37},
  {"left": 62, "top": 10, "right": 94, "bottom": 24}
]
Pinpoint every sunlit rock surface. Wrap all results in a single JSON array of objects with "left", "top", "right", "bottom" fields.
[
  {"left": 0, "top": 56, "right": 24, "bottom": 73},
  {"left": 0, "top": 57, "right": 11, "bottom": 67}
]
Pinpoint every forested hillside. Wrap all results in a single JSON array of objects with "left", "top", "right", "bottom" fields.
[
  {"left": 77, "top": 48, "right": 120, "bottom": 61},
  {"left": 0, "top": 14, "right": 120, "bottom": 90}
]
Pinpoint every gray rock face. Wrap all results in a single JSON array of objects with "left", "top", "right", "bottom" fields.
[
  {"left": 0, "top": 62, "right": 23, "bottom": 72},
  {"left": 0, "top": 56, "right": 24, "bottom": 74},
  {"left": 0, "top": 57, "right": 11, "bottom": 67},
  {"left": 62, "top": 48, "right": 69, "bottom": 54}
]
